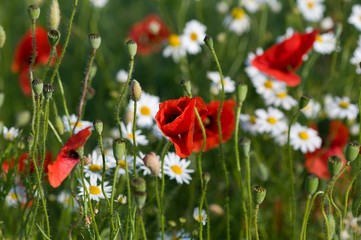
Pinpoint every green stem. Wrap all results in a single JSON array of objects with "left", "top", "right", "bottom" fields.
[
  {"left": 132, "top": 101, "right": 138, "bottom": 178},
  {"left": 254, "top": 205, "right": 260, "bottom": 240},
  {"left": 56, "top": 72, "right": 71, "bottom": 129},
  {"left": 41, "top": 47, "right": 56, "bottom": 81},
  {"left": 245, "top": 149, "right": 252, "bottom": 240},
  {"left": 48, "top": 119, "right": 63, "bottom": 144},
  {"left": 160, "top": 141, "right": 171, "bottom": 240},
  {"left": 140, "top": 214, "right": 147, "bottom": 240},
  {"left": 110, "top": 164, "right": 121, "bottom": 237},
  {"left": 303, "top": 191, "right": 324, "bottom": 240},
  {"left": 343, "top": 169, "right": 361, "bottom": 227},
  {"left": 300, "top": 196, "right": 311, "bottom": 240}
]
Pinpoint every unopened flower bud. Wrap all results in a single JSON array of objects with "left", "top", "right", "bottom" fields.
[
  {"left": 89, "top": 34, "right": 101, "bottom": 50},
  {"left": 32, "top": 79, "right": 43, "bottom": 96},
  {"left": 237, "top": 83, "right": 248, "bottom": 103},
  {"left": 130, "top": 79, "right": 142, "bottom": 102},
  {"left": 113, "top": 138, "right": 126, "bottom": 161},
  {"left": 180, "top": 79, "right": 192, "bottom": 97},
  {"left": 239, "top": 137, "right": 251, "bottom": 158},
  {"left": 48, "top": 29, "right": 61, "bottom": 47},
  {"left": 43, "top": 83, "right": 54, "bottom": 99},
  {"left": 55, "top": 116, "right": 64, "bottom": 135},
  {"left": 0, "top": 26, "right": 6, "bottom": 48},
  {"left": 203, "top": 172, "right": 211, "bottom": 184},
  {"left": 143, "top": 152, "right": 160, "bottom": 176},
  {"left": 127, "top": 40, "right": 137, "bottom": 58},
  {"left": 28, "top": 4, "right": 40, "bottom": 21},
  {"left": 346, "top": 141, "right": 360, "bottom": 163},
  {"left": 93, "top": 119, "right": 103, "bottom": 135},
  {"left": 209, "top": 204, "right": 224, "bottom": 216},
  {"left": 204, "top": 35, "right": 214, "bottom": 49},
  {"left": 305, "top": 174, "right": 319, "bottom": 196},
  {"left": 48, "top": 0, "right": 60, "bottom": 30},
  {"left": 253, "top": 185, "right": 267, "bottom": 205},
  {"left": 298, "top": 94, "right": 311, "bottom": 110},
  {"left": 131, "top": 177, "right": 147, "bottom": 210},
  {"left": 328, "top": 155, "right": 343, "bottom": 177}
]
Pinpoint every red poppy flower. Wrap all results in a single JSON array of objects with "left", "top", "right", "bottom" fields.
[
  {"left": 2, "top": 152, "right": 52, "bottom": 174},
  {"left": 193, "top": 99, "right": 236, "bottom": 152},
  {"left": 12, "top": 27, "right": 61, "bottom": 96},
  {"left": 129, "top": 14, "right": 170, "bottom": 55},
  {"left": 155, "top": 96, "right": 207, "bottom": 158},
  {"left": 47, "top": 127, "right": 92, "bottom": 188},
  {"left": 251, "top": 30, "right": 318, "bottom": 87},
  {"left": 305, "top": 121, "right": 349, "bottom": 179}
]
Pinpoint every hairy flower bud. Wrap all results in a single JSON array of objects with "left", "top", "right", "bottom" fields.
[
  {"left": 143, "top": 152, "right": 160, "bottom": 176},
  {"left": 32, "top": 78, "right": 43, "bottom": 96},
  {"left": 28, "top": 4, "right": 40, "bottom": 21},
  {"left": 237, "top": 83, "right": 248, "bottom": 103},
  {"left": 305, "top": 174, "right": 319, "bottom": 196},
  {"left": 48, "top": 0, "right": 60, "bottom": 30},
  {"left": 130, "top": 79, "right": 142, "bottom": 102},
  {"left": 127, "top": 39, "right": 137, "bottom": 58},
  {"left": 204, "top": 35, "right": 214, "bottom": 49},
  {"left": 113, "top": 138, "right": 126, "bottom": 161},
  {"left": 0, "top": 26, "right": 6, "bottom": 48},
  {"left": 93, "top": 119, "right": 103, "bottom": 135}
]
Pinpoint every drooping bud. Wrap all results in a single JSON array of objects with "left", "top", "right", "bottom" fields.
[
  {"left": 55, "top": 115, "right": 64, "bottom": 135},
  {"left": 253, "top": 185, "right": 267, "bottom": 205},
  {"left": 237, "top": 83, "right": 248, "bottom": 103},
  {"left": 239, "top": 137, "right": 251, "bottom": 158},
  {"left": 298, "top": 94, "right": 311, "bottom": 110},
  {"left": 43, "top": 83, "right": 54, "bottom": 99},
  {"left": 93, "top": 119, "right": 103, "bottom": 135},
  {"left": 28, "top": 4, "right": 40, "bottom": 21},
  {"left": 328, "top": 155, "right": 343, "bottom": 177},
  {"left": 32, "top": 78, "right": 43, "bottom": 96},
  {"left": 305, "top": 174, "right": 319, "bottom": 196},
  {"left": 180, "top": 79, "right": 192, "bottom": 97},
  {"left": 113, "top": 138, "right": 126, "bottom": 161},
  {"left": 131, "top": 177, "right": 147, "bottom": 210},
  {"left": 48, "top": 0, "right": 60, "bottom": 30},
  {"left": 204, "top": 35, "right": 214, "bottom": 49},
  {"left": 127, "top": 39, "right": 137, "bottom": 58},
  {"left": 89, "top": 34, "right": 101, "bottom": 50},
  {"left": 48, "top": 29, "right": 61, "bottom": 47},
  {"left": 142, "top": 152, "right": 161, "bottom": 176},
  {"left": 345, "top": 141, "right": 360, "bottom": 163},
  {"left": 0, "top": 26, "right": 6, "bottom": 48},
  {"left": 130, "top": 79, "right": 142, "bottom": 102}
]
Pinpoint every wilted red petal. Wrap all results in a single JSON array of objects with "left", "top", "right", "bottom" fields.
[{"left": 251, "top": 30, "right": 318, "bottom": 86}]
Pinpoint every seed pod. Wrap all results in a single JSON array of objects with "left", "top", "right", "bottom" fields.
[
  {"left": 328, "top": 155, "right": 343, "bottom": 177},
  {"left": 28, "top": 4, "right": 40, "bottom": 21},
  {"left": 131, "top": 177, "right": 147, "bottom": 210},
  {"left": 127, "top": 39, "right": 137, "bottom": 58},
  {"left": 93, "top": 119, "right": 103, "bottom": 135},
  {"left": 345, "top": 141, "right": 360, "bottom": 163},
  {"left": 143, "top": 152, "right": 160, "bottom": 176},
  {"left": 305, "top": 174, "right": 319, "bottom": 196},
  {"left": 113, "top": 138, "right": 126, "bottom": 161},
  {"left": 89, "top": 34, "right": 101, "bottom": 50},
  {"left": 253, "top": 185, "right": 267, "bottom": 205}
]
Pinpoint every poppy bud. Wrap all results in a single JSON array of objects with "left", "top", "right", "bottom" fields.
[
  {"left": 204, "top": 35, "right": 214, "bottom": 49},
  {"left": 345, "top": 141, "right": 360, "bottom": 163},
  {"left": 48, "top": 29, "right": 61, "bottom": 47},
  {"left": 131, "top": 177, "right": 147, "bottom": 210},
  {"left": 43, "top": 83, "right": 54, "bottom": 100},
  {"left": 127, "top": 39, "right": 137, "bottom": 58},
  {"left": 32, "top": 79, "right": 43, "bottom": 96},
  {"left": 28, "top": 4, "right": 40, "bottom": 21},
  {"left": 305, "top": 174, "right": 319, "bottom": 196},
  {"left": 48, "top": 0, "right": 60, "bottom": 30},
  {"left": 328, "top": 155, "right": 343, "bottom": 177},
  {"left": 253, "top": 185, "right": 267, "bottom": 205},
  {"left": 0, "top": 26, "right": 5, "bottom": 48},
  {"left": 55, "top": 116, "right": 64, "bottom": 135},
  {"left": 237, "top": 83, "right": 248, "bottom": 103},
  {"left": 130, "top": 80, "right": 142, "bottom": 102},
  {"left": 93, "top": 119, "right": 103, "bottom": 135},
  {"left": 113, "top": 138, "right": 126, "bottom": 161},
  {"left": 239, "top": 137, "right": 251, "bottom": 158},
  {"left": 298, "top": 94, "right": 311, "bottom": 110},
  {"left": 180, "top": 79, "right": 192, "bottom": 97},
  {"left": 143, "top": 152, "right": 160, "bottom": 176},
  {"left": 89, "top": 34, "right": 101, "bottom": 50}
]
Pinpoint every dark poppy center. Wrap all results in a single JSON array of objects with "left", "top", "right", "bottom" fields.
[{"left": 66, "top": 150, "right": 79, "bottom": 160}]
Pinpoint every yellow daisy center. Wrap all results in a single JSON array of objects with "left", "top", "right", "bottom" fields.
[
  {"left": 140, "top": 106, "right": 151, "bottom": 116},
  {"left": 71, "top": 121, "right": 82, "bottom": 128},
  {"left": 316, "top": 35, "right": 323, "bottom": 43},
  {"left": 127, "top": 133, "right": 133, "bottom": 139},
  {"left": 169, "top": 34, "right": 180, "bottom": 47},
  {"left": 118, "top": 159, "right": 127, "bottom": 169},
  {"left": 267, "top": 117, "right": 278, "bottom": 124},
  {"left": 9, "top": 192, "right": 17, "bottom": 200},
  {"left": 298, "top": 131, "right": 309, "bottom": 140},
  {"left": 89, "top": 185, "right": 101, "bottom": 195},
  {"left": 89, "top": 164, "right": 102, "bottom": 173},
  {"left": 6, "top": 133, "right": 12, "bottom": 139},
  {"left": 171, "top": 165, "right": 183, "bottom": 175},
  {"left": 231, "top": 7, "right": 245, "bottom": 20},
  {"left": 264, "top": 80, "right": 273, "bottom": 89},
  {"left": 276, "top": 92, "right": 287, "bottom": 99},
  {"left": 250, "top": 115, "right": 257, "bottom": 124},
  {"left": 190, "top": 32, "right": 198, "bottom": 41},
  {"left": 307, "top": 1, "right": 314, "bottom": 9},
  {"left": 339, "top": 101, "right": 349, "bottom": 108}
]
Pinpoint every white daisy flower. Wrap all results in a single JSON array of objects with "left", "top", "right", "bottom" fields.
[
  {"left": 266, "top": 0, "right": 282, "bottom": 12},
  {"left": 216, "top": 1, "right": 229, "bottom": 14},
  {"left": 63, "top": 114, "right": 93, "bottom": 134},
  {"left": 321, "top": 17, "right": 334, "bottom": 30},
  {"left": 350, "top": 46, "right": 361, "bottom": 74},
  {"left": 114, "top": 155, "right": 135, "bottom": 176},
  {"left": 297, "top": 0, "right": 325, "bottom": 22},
  {"left": 255, "top": 107, "right": 288, "bottom": 136},
  {"left": 207, "top": 71, "right": 236, "bottom": 95},
  {"left": 121, "top": 122, "right": 149, "bottom": 146},
  {"left": 115, "top": 194, "right": 127, "bottom": 205},
  {"left": 250, "top": 75, "right": 287, "bottom": 98},
  {"left": 290, "top": 123, "right": 321, "bottom": 153},
  {"left": 274, "top": 128, "right": 289, "bottom": 146},
  {"left": 163, "top": 34, "right": 187, "bottom": 62},
  {"left": 301, "top": 99, "right": 321, "bottom": 119},
  {"left": 313, "top": 32, "right": 337, "bottom": 54},
  {"left": 181, "top": 20, "right": 207, "bottom": 55},
  {"left": 89, "top": 0, "right": 108, "bottom": 8},
  {"left": 128, "top": 92, "right": 159, "bottom": 128},
  {"left": 78, "top": 178, "right": 111, "bottom": 202},
  {"left": 350, "top": 122, "right": 359, "bottom": 136},
  {"left": 5, "top": 186, "right": 27, "bottom": 207},
  {"left": 348, "top": 5, "right": 361, "bottom": 31},
  {"left": 193, "top": 207, "right": 207, "bottom": 226},
  {"left": 116, "top": 69, "right": 128, "bottom": 83},
  {"left": 84, "top": 150, "right": 115, "bottom": 182},
  {"left": 240, "top": 114, "right": 261, "bottom": 135},
  {"left": 242, "top": 0, "right": 263, "bottom": 13},
  {"left": 264, "top": 90, "right": 297, "bottom": 110},
  {"left": 57, "top": 191, "right": 79, "bottom": 209},
  {"left": 324, "top": 95, "right": 358, "bottom": 121},
  {"left": 3, "top": 126, "right": 19, "bottom": 141},
  {"left": 164, "top": 152, "right": 194, "bottom": 184},
  {"left": 224, "top": 7, "right": 250, "bottom": 35}
]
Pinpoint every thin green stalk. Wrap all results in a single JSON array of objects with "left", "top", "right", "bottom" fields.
[
  {"left": 56, "top": 72, "right": 71, "bottom": 128},
  {"left": 40, "top": 99, "right": 50, "bottom": 176},
  {"left": 343, "top": 169, "right": 361, "bottom": 227},
  {"left": 254, "top": 205, "right": 260, "bottom": 240},
  {"left": 303, "top": 191, "right": 324, "bottom": 240},
  {"left": 30, "top": 20, "right": 36, "bottom": 134},
  {"left": 49, "top": 0, "right": 78, "bottom": 85},
  {"left": 41, "top": 47, "right": 56, "bottom": 81},
  {"left": 300, "top": 196, "right": 311, "bottom": 240},
  {"left": 72, "top": 49, "right": 97, "bottom": 134},
  {"left": 48, "top": 119, "right": 63, "bottom": 144},
  {"left": 244, "top": 150, "right": 252, "bottom": 240},
  {"left": 132, "top": 101, "right": 138, "bottom": 178},
  {"left": 321, "top": 195, "right": 331, "bottom": 240},
  {"left": 110, "top": 164, "right": 121, "bottom": 237},
  {"left": 139, "top": 214, "right": 147, "bottom": 240},
  {"left": 160, "top": 141, "right": 171, "bottom": 240},
  {"left": 125, "top": 149, "right": 133, "bottom": 240}
]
